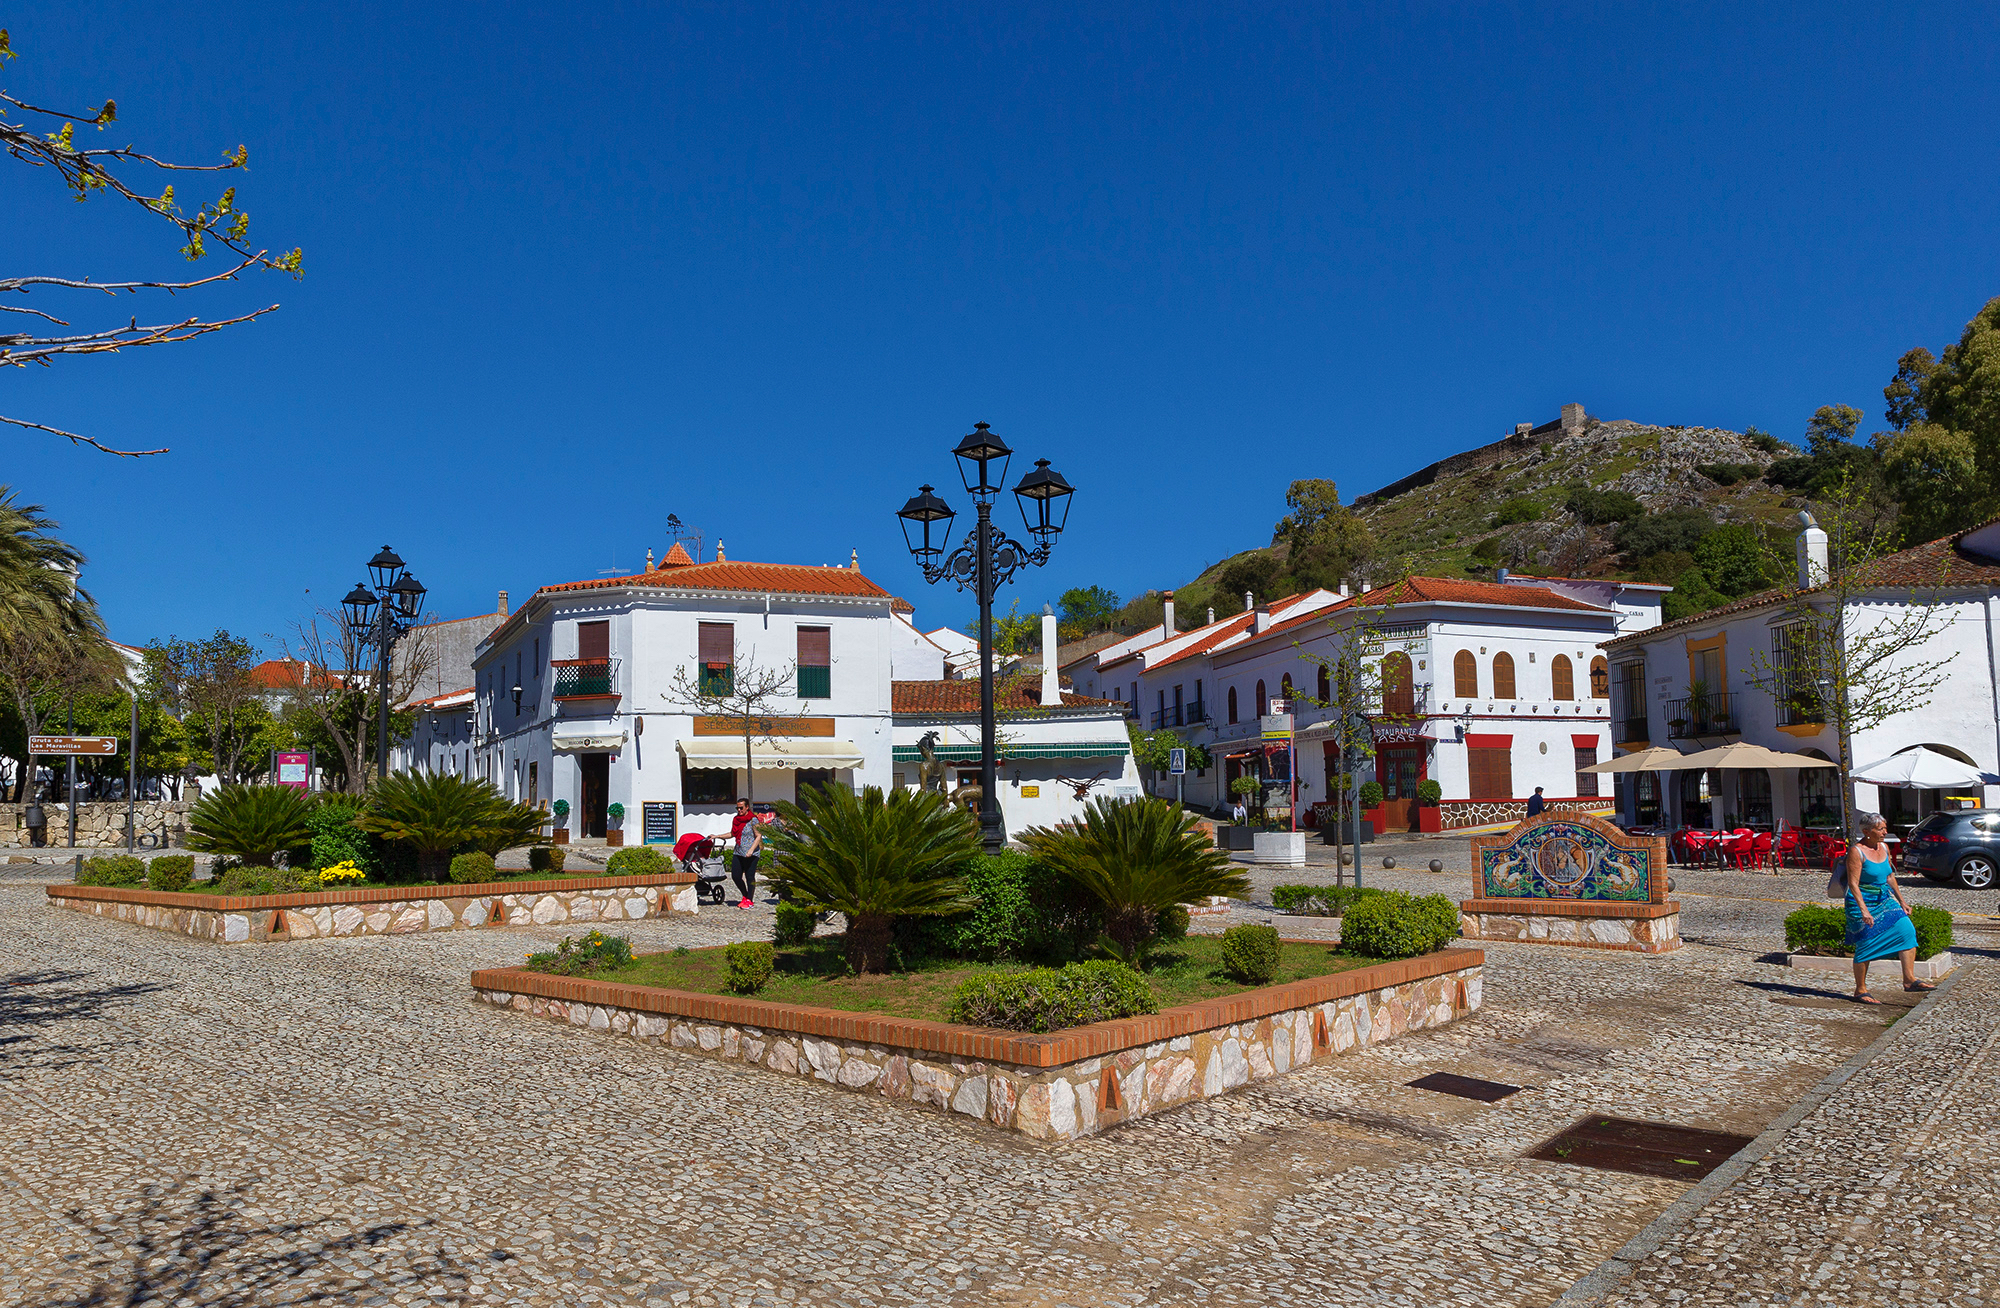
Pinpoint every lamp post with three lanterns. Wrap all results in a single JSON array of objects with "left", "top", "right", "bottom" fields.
[
  {"left": 340, "top": 546, "right": 427, "bottom": 782},
  {"left": 897, "top": 424, "right": 1074, "bottom": 853}
]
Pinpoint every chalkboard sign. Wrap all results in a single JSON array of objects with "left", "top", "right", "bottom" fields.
[{"left": 641, "top": 801, "right": 678, "bottom": 846}]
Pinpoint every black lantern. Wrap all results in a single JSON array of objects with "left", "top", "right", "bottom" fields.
[
  {"left": 340, "top": 545, "right": 425, "bottom": 783},
  {"left": 366, "top": 545, "right": 406, "bottom": 593},
  {"left": 341, "top": 583, "right": 379, "bottom": 634},
  {"left": 896, "top": 484, "right": 957, "bottom": 560},
  {"left": 952, "top": 422, "right": 1012, "bottom": 497},
  {"left": 1012, "top": 458, "right": 1074, "bottom": 541},
  {"left": 511, "top": 683, "right": 524, "bottom": 714},
  {"left": 389, "top": 572, "right": 428, "bottom": 623}
]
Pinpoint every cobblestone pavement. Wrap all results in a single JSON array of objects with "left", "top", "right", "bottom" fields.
[{"left": 0, "top": 862, "right": 1990, "bottom": 1307}]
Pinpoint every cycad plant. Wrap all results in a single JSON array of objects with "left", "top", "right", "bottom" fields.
[
  {"left": 1018, "top": 796, "right": 1251, "bottom": 962},
  {"left": 355, "top": 771, "right": 514, "bottom": 882},
  {"left": 185, "top": 784, "right": 319, "bottom": 867},
  {"left": 473, "top": 800, "right": 553, "bottom": 858},
  {"left": 765, "top": 783, "right": 981, "bottom": 974}
]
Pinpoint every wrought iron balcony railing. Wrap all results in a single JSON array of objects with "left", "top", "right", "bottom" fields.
[
  {"left": 552, "top": 658, "right": 616, "bottom": 699},
  {"left": 1619, "top": 716, "right": 1651, "bottom": 744},
  {"left": 1664, "top": 691, "right": 1736, "bottom": 739}
]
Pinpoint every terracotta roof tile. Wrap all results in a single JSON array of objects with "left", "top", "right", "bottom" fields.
[
  {"left": 892, "top": 681, "right": 1117, "bottom": 713},
  {"left": 538, "top": 560, "right": 889, "bottom": 599},
  {"left": 660, "top": 542, "right": 696, "bottom": 567}
]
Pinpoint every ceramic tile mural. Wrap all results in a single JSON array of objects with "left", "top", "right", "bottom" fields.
[{"left": 1476, "top": 818, "right": 1656, "bottom": 902}]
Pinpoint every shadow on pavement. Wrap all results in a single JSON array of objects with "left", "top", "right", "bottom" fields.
[{"left": 0, "top": 969, "right": 176, "bottom": 1077}]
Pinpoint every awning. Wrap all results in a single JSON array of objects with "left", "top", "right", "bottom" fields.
[
  {"left": 1851, "top": 745, "right": 1995, "bottom": 789},
  {"left": 680, "top": 737, "right": 867, "bottom": 769},
  {"left": 553, "top": 725, "right": 628, "bottom": 752},
  {"left": 892, "top": 741, "right": 1130, "bottom": 763},
  {"left": 1580, "top": 745, "right": 1692, "bottom": 774}
]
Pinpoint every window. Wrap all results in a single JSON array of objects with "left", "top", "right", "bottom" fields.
[
  {"left": 795, "top": 768, "right": 839, "bottom": 806},
  {"left": 1279, "top": 674, "right": 1294, "bottom": 708},
  {"left": 528, "top": 762, "right": 538, "bottom": 807},
  {"left": 1492, "top": 652, "right": 1516, "bottom": 699},
  {"left": 1680, "top": 769, "right": 1716, "bottom": 825},
  {"left": 1589, "top": 656, "right": 1609, "bottom": 699},
  {"left": 1634, "top": 772, "right": 1661, "bottom": 826},
  {"left": 1466, "top": 735, "right": 1513, "bottom": 800},
  {"left": 1772, "top": 626, "right": 1823, "bottom": 725},
  {"left": 1618, "top": 662, "right": 1646, "bottom": 725},
  {"left": 1382, "top": 651, "right": 1415, "bottom": 716},
  {"left": 1739, "top": 768, "right": 1772, "bottom": 826},
  {"left": 1256, "top": 680, "right": 1268, "bottom": 717},
  {"left": 1227, "top": 687, "right": 1238, "bottom": 723},
  {"left": 578, "top": 620, "right": 610, "bottom": 661},
  {"left": 1574, "top": 743, "right": 1598, "bottom": 796},
  {"left": 1454, "top": 650, "right": 1478, "bottom": 699},
  {"left": 1317, "top": 664, "right": 1330, "bottom": 704},
  {"left": 683, "top": 762, "right": 736, "bottom": 805},
  {"left": 699, "top": 622, "right": 734, "bottom": 695},
  {"left": 1551, "top": 655, "right": 1574, "bottom": 701},
  {"left": 797, "top": 625, "right": 831, "bottom": 699},
  {"left": 1800, "top": 753, "right": 1838, "bottom": 827}
]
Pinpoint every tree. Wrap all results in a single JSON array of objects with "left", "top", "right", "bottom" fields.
[
  {"left": 1742, "top": 478, "right": 1958, "bottom": 838},
  {"left": 277, "top": 610, "right": 432, "bottom": 793},
  {"left": 1273, "top": 478, "right": 1374, "bottom": 590},
  {"left": 1690, "top": 523, "right": 1772, "bottom": 598},
  {"left": 1127, "top": 723, "right": 1209, "bottom": 776},
  {"left": 2, "top": 29, "right": 300, "bottom": 457},
  {"left": 1879, "top": 422, "right": 1980, "bottom": 543},
  {"left": 961, "top": 598, "right": 1039, "bottom": 658},
  {"left": 0, "top": 487, "right": 100, "bottom": 638},
  {"left": 1878, "top": 296, "right": 2000, "bottom": 533},
  {"left": 143, "top": 632, "right": 271, "bottom": 785},
  {"left": 0, "top": 623, "right": 122, "bottom": 799},
  {"left": 1057, "top": 585, "right": 1122, "bottom": 640},
  {"left": 661, "top": 652, "right": 797, "bottom": 808}
]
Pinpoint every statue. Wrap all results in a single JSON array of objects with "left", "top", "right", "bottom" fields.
[{"left": 915, "top": 731, "right": 950, "bottom": 796}]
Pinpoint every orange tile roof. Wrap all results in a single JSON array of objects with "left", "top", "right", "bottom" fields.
[
  {"left": 891, "top": 680, "right": 1117, "bottom": 713},
  {"left": 405, "top": 687, "right": 474, "bottom": 709},
  {"left": 538, "top": 559, "right": 890, "bottom": 599},
  {"left": 661, "top": 542, "right": 695, "bottom": 567}
]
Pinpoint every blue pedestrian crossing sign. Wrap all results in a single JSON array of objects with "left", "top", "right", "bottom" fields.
[{"left": 1168, "top": 747, "right": 1186, "bottom": 776}]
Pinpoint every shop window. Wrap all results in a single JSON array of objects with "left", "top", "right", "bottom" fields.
[{"left": 683, "top": 763, "right": 736, "bottom": 805}]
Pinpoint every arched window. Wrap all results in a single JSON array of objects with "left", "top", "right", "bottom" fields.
[
  {"left": 1493, "top": 652, "right": 1517, "bottom": 699},
  {"left": 1280, "top": 673, "right": 1293, "bottom": 706},
  {"left": 1227, "top": 686, "right": 1238, "bottom": 724},
  {"left": 1550, "top": 654, "right": 1574, "bottom": 701},
  {"left": 1382, "top": 651, "right": 1415, "bottom": 716},
  {"left": 1317, "top": 664, "right": 1330, "bottom": 704},
  {"left": 1589, "top": 656, "right": 1610, "bottom": 699},
  {"left": 1256, "top": 680, "right": 1268, "bottom": 717},
  {"left": 1453, "top": 650, "right": 1478, "bottom": 699}
]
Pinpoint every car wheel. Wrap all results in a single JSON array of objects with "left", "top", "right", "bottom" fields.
[{"left": 1954, "top": 853, "right": 1998, "bottom": 890}]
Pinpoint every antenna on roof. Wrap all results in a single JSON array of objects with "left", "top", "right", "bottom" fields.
[
  {"left": 599, "top": 552, "right": 628, "bottom": 578},
  {"left": 665, "top": 513, "right": 705, "bottom": 566}
]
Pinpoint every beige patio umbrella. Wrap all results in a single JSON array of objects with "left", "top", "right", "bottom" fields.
[
  {"left": 1579, "top": 746, "right": 1691, "bottom": 773},
  {"left": 1669, "top": 741, "right": 1837, "bottom": 770}
]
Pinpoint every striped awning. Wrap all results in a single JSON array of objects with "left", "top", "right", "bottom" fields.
[{"left": 893, "top": 741, "right": 1130, "bottom": 763}]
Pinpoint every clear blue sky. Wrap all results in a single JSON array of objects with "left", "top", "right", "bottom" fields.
[{"left": 7, "top": 3, "right": 1998, "bottom": 650}]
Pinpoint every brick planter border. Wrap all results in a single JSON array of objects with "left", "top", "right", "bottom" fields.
[
  {"left": 1459, "top": 898, "right": 1682, "bottom": 953},
  {"left": 46, "top": 872, "right": 698, "bottom": 944},
  {"left": 471, "top": 946, "right": 1485, "bottom": 1141}
]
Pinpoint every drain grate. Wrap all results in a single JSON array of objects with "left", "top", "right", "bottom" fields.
[
  {"left": 1528, "top": 1115, "right": 1755, "bottom": 1181},
  {"left": 1407, "top": 1072, "right": 1524, "bottom": 1102}
]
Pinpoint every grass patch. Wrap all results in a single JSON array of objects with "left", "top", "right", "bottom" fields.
[{"left": 588, "top": 935, "right": 1376, "bottom": 1024}]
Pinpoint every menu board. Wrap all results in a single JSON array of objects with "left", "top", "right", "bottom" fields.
[{"left": 641, "top": 801, "right": 678, "bottom": 846}]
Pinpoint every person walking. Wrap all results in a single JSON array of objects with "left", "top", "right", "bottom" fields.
[
  {"left": 1526, "top": 786, "right": 1546, "bottom": 817},
  {"left": 730, "top": 798, "right": 763, "bottom": 909},
  {"left": 1844, "top": 811, "right": 1932, "bottom": 1003}
]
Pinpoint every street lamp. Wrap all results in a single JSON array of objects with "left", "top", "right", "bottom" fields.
[
  {"left": 342, "top": 545, "right": 427, "bottom": 781},
  {"left": 898, "top": 423, "right": 1075, "bottom": 853}
]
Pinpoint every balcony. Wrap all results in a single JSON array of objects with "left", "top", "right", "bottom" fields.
[
  {"left": 1150, "top": 705, "right": 1184, "bottom": 729},
  {"left": 553, "top": 658, "right": 617, "bottom": 701},
  {"left": 1664, "top": 691, "right": 1737, "bottom": 740},
  {"left": 1775, "top": 687, "right": 1825, "bottom": 728},
  {"left": 1619, "top": 717, "right": 1651, "bottom": 745}
]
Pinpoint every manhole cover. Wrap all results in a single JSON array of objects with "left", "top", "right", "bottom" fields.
[
  {"left": 1408, "top": 1072, "right": 1524, "bottom": 1102},
  {"left": 1528, "top": 1115, "right": 1755, "bottom": 1180}
]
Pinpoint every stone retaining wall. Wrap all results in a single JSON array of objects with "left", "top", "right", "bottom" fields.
[
  {"left": 47, "top": 874, "right": 697, "bottom": 944},
  {"left": 471, "top": 948, "right": 1484, "bottom": 1142},
  {"left": 3, "top": 800, "right": 191, "bottom": 847},
  {"left": 1441, "top": 798, "right": 1613, "bottom": 831},
  {"left": 1459, "top": 898, "right": 1681, "bottom": 953}
]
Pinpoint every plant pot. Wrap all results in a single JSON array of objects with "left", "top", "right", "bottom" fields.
[
  {"left": 1320, "top": 820, "right": 1374, "bottom": 845},
  {"left": 1251, "top": 831, "right": 1306, "bottom": 866},
  {"left": 1362, "top": 806, "right": 1387, "bottom": 832},
  {"left": 553, "top": 828, "right": 569, "bottom": 845},
  {"left": 1218, "top": 824, "right": 1255, "bottom": 851},
  {"left": 1417, "top": 806, "right": 1443, "bottom": 834},
  {"left": 606, "top": 830, "right": 624, "bottom": 847}
]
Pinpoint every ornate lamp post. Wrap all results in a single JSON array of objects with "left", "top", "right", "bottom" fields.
[
  {"left": 898, "top": 424, "right": 1074, "bottom": 853},
  {"left": 341, "top": 545, "right": 427, "bottom": 782}
]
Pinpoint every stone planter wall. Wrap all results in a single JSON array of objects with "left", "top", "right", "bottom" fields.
[
  {"left": 47, "top": 873, "right": 698, "bottom": 944},
  {"left": 1459, "top": 898, "right": 1681, "bottom": 953},
  {"left": 1251, "top": 831, "right": 1306, "bottom": 866},
  {"left": 2, "top": 800, "right": 192, "bottom": 847},
  {"left": 471, "top": 948, "right": 1485, "bottom": 1142}
]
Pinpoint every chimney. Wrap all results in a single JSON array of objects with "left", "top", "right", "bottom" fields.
[
  {"left": 1495, "top": 568, "right": 1509, "bottom": 583},
  {"left": 1243, "top": 590, "right": 1254, "bottom": 613},
  {"left": 1162, "top": 590, "right": 1175, "bottom": 634},
  {"left": 1041, "top": 604, "right": 1060, "bottom": 705},
  {"left": 715, "top": 540, "right": 725, "bottom": 562},
  {"left": 1206, "top": 607, "right": 1214, "bottom": 626},
  {"left": 1253, "top": 604, "right": 1272, "bottom": 634},
  {"left": 1338, "top": 582, "right": 1349, "bottom": 599},
  {"left": 1360, "top": 580, "right": 1372, "bottom": 593},
  {"left": 1797, "top": 511, "right": 1829, "bottom": 588},
  {"left": 497, "top": 590, "right": 509, "bottom": 616}
]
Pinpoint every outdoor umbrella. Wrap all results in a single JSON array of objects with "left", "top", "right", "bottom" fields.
[
  {"left": 1579, "top": 746, "right": 1689, "bottom": 773},
  {"left": 1669, "top": 741, "right": 1837, "bottom": 771},
  {"left": 1850, "top": 746, "right": 1995, "bottom": 789}
]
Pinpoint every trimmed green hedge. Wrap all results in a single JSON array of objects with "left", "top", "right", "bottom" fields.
[
  {"left": 529, "top": 845, "right": 567, "bottom": 873},
  {"left": 606, "top": 845, "right": 668, "bottom": 876},
  {"left": 1787, "top": 903, "right": 1954, "bottom": 961},
  {"left": 1220, "top": 923, "right": 1281, "bottom": 985},
  {"left": 896, "top": 851, "right": 1100, "bottom": 963},
  {"left": 1272, "top": 884, "right": 1383, "bottom": 917},
  {"left": 773, "top": 902, "right": 818, "bottom": 947},
  {"left": 147, "top": 855, "right": 195, "bottom": 892},
  {"left": 77, "top": 854, "right": 146, "bottom": 887},
  {"left": 1339, "top": 891, "right": 1460, "bottom": 959},
  {"left": 448, "top": 851, "right": 497, "bottom": 884},
  {"left": 724, "top": 941, "right": 775, "bottom": 994},
  {"left": 945, "top": 960, "right": 1157, "bottom": 1033}
]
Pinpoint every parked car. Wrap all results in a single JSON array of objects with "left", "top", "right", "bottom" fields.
[{"left": 1899, "top": 810, "right": 2000, "bottom": 889}]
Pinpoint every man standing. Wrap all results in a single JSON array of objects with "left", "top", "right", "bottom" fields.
[
  {"left": 1526, "top": 786, "right": 1546, "bottom": 817},
  {"left": 730, "top": 798, "right": 763, "bottom": 908}
]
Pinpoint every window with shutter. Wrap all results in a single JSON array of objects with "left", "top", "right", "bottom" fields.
[
  {"left": 1454, "top": 650, "right": 1478, "bottom": 699},
  {"left": 797, "top": 626, "right": 831, "bottom": 698},
  {"left": 578, "top": 621, "right": 610, "bottom": 661},
  {"left": 1382, "top": 652, "right": 1415, "bottom": 716},
  {"left": 1467, "top": 747, "right": 1513, "bottom": 800},
  {"left": 1551, "top": 655, "right": 1574, "bottom": 701},
  {"left": 1575, "top": 745, "right": 1599, "bottom": 797},
  {"left": 698, "top": 622, "right": 733, "bottom": 695},
  {"left": 1492, "top": 652, "right": 1517, "bottom": 699}
]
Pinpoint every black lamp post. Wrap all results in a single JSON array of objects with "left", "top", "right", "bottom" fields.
[
  {"left": 341, "top": 545, "right": 427, "bottom": 781},
  {"left": 898, "top": 424, "right": 1074, "bottom": 853}
]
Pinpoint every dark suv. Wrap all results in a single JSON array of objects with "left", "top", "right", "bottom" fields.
[{"left": 1901, "top": 810, "right": 2000, "bottom": 889}]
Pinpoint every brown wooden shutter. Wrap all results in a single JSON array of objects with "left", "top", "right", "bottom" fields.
[
  {"left": 1466, "top": 739, "right": 1513, "bottom": 801},
  {"left": 698, "top": 622, "right": 733, "bottom": 666},
  {"left": 1383, "top": 652, "right": 1415, "bottom": 716},
  {"left": 1551, "top": 656, "right": 1574, "bottom": 701},
  {"left": 577, "top": 621, "right": 610, "bottom": 661},
  {"left": 1492, "top": 653, "right": 1516, "bottom": 699},
  {"left": 797, "top": 626, "right": 830, "bottom": 666},
  {"left": 1454, "top": 650, "right": 1478, "bottom": 699}
]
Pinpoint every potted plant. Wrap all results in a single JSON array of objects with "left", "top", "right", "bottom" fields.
[
  {"left": 605, "top": 802, "right": 625, "bottom": 847},
  {"left": 551, "top": 799, "right": 570, "bottom": 845},
  {"left": 1223, "top": 776, "right": 1262, "bottom": 850},
  {"left": 1358, "top": 780, "right": 1386, "bottom": 836},
  {"left": 1415, "top": 778, "right": 1445, "bottom": 833}
]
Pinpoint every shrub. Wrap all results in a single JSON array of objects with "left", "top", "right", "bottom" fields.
[
  {"left": 1565, "top": 485, "right": 1644, "bottom": 525},
  {"left": 306, "top": 799, "right": 376, "bottom": 876},
  {"left": 774, "top": 901, "right": 819, "bottom": 947},
  {"left": 1340, "top": 891, "right": 1461, "bottom": 959},
  {"left": 1271, "top": 884, "right": 1383, "bottom": 917},
  {"left": 1615, "top": 509, "right": 1715, "bottom": 562},
  {"left": 1695, "top": 462, "right": 1761, "bottom": 486},
  {"left": 1784, "top": 904, "right": 1847, "bottom": 955},
  {"left": 473, "top": 801, "right": 552, "bottom": 858},
  {"left": 1017, "top": 796, "right": 1250, "bottom": 962},
  {"left": 77, "top": 854, "right": 146, "bottom": 887},
  {"left": 1489, "top": 496, "right": 1544, "bottom": 527},
  {"left": 896, "top": 850, "right": 1099, "bottom": 964},
  {"left": 552, "top": 799, "right": 570, "bottom": 823},
  {"left": 355, "top": 770, "right": 514, "bottom": 882},
  {"left": 147, "top": 855, "right": 195, "bottom": 892},
  {"left": 1155, "top": 903, "right": 1190, "bottom": 941},
  {"left": 1219, "top": 923, "right": 1281, "bottom": 985},
  {"left": 1912, "top": 906, "right": 1953, "bottom": 961},
  {"left": 529, "top": 844, "right": 567, "bottom": 874},
  {"left": 1469, "top": 537, "right": 1502, "bottom": 563},
  {"left": 186, "top": 785, "right": 318, "bottom": 867},
  {"left": 448, "top": 851, "right": 497, "bottom": 884},
  {"left": 945, "top": 960, "right": 1157, "bottom": 1033},
  {"left": 525, "top": 930, "right": 634, "bottom": 977},
  {"left": 606, "top": 845, "right": 668, "bottom": 876},
  {"left": 1414, "top": 779, "right": 1443, "bottom": 805},
  {"left": 317, "top": 860, "right": 367, "bottom": 887},
  {"left": 214, "top": 865, "right": 265, "bottom": 895},
  {"left": 764, "top": 784, "right": 981, "bottom": 974},
  {"left": 1358, "top": 781, "right": 1385, "bottom": 808},
  {"left": 1744, "top": 427, "right": 1786, "bottom": 455},
  {"left": 723, "top": 941, "right": 775, "bottom": 994}
]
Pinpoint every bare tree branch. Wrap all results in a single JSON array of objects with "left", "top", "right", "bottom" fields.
[
  {"left": 661, "top": 656, "right": 799, "bottom": 808},
  {"left": 0, "top": 413, "right": 167, "bottom": 457},
  {"left": 1, "top": 253, "right": 265, "bottom": 299}
]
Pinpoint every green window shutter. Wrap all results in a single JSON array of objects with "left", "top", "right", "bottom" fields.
[{"left": 798, "top": 664, "right": 831, "bottom": 699}]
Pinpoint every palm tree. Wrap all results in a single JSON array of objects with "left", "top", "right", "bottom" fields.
[
  {"left": 184, "top": 784, "right": 318, "bottom": 867},
  {"left": 1018, "top": 796, "right": 1251, "bottom": 961},
  {"left": 354, "top": 771, "right": 514, "bottom": 882},
  {"left": 764, "top": 784, "right": 981, "bottom": 974},
  {"left": 0, "top": 487, "right": 101, "bottom": 641}
]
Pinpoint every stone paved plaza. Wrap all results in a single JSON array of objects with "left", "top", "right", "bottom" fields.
[{"left": 2, "top": 850, "right": 1995, "bottom": 1307}]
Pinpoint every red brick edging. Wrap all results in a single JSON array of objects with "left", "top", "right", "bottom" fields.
[
  {"left": 1460, "top": 898, "right": 1681, "bottom": 920},
  {"left": 45, "top": 871, "right": 695, "bottom": 913}
]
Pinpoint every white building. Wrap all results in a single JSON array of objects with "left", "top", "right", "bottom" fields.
[{"left": 1600, "top": 516, "right": 2000, "bottom": 833}]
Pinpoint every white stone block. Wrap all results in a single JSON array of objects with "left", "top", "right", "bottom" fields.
[
  {"left": 952, "top": 1075, "right": 988, "bottom": 1118},
  {"left": 223, "top": 914, "right": 249, "bottom": 943},
  {"left": 1203, "top": 1051, "right": 1223, "bottom": 1096},
  {"left": 1048, "top": 1077, "right": 1078, "bottom": 1138},
  {"left": 531, "top": 896, "right": 566, "bottom": 925},
  {"left": 838, "top": 1058, "right": 881, "bottom": 1088},
  {"left": 427, "top": 900, "right": 455, "bottom": 930},
  {"left": 332, "top": 905, "right": 365, "bottom": 935}
]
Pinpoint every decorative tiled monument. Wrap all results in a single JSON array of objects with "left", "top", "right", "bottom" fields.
[{"left": 1458, "top": 812, "right": 1679, "bottom": 952}]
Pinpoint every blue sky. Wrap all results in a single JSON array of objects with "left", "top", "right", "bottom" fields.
[{"left": 7, "top": 2, "right": 1998, "bottom": 650}]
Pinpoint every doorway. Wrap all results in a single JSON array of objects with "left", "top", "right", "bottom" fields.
[
  {"left": 1376, "top": 745, "right": 1424, "bottom": 832},
  {"left": 579, "top": 754, "right": 609, "bottom": 838}
]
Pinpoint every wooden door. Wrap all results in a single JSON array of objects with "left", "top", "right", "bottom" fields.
[
  {"left": 579, "top": 754, "right": 609, "bottom": 837},
  {"left": 1377, "top": 745, "right": 1424, "bottom": 832}
]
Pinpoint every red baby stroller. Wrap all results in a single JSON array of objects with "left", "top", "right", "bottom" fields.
[{"left": 673, "top": 832, "right": 731, "bottom": 905}]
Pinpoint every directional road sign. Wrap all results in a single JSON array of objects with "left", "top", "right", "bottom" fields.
[{"left": 29, "top": 736, "right": 118, "bottom": 756}]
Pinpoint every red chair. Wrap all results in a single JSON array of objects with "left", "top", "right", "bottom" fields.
[
  {"left": 1774, "top": 829, "right": 1803, "bottom": 868},
  {"left": 1747, "top": 832, "right": 1774, "bottom": 871}
]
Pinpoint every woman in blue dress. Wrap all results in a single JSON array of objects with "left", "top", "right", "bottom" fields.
[{"left": 1845, "top": 811, "right": 1932, "bottom": 1004}]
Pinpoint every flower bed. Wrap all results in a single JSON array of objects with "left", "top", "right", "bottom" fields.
[
  {"left": 46, "top": 872, "right": 697, "bottom": 944},
  {"left": 471, "top": 945, "right": 1484, "bottom": 1141}
]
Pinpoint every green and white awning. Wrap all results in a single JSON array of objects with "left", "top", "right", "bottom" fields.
[{"left": 893, "top": 741, "right": 1129, "bottom": 763}]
